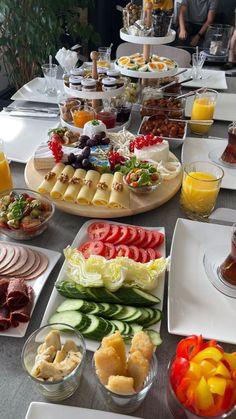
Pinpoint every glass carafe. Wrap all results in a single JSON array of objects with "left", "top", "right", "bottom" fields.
[{"left": 0, "top": 139, "right": 13, "bottom": 192}]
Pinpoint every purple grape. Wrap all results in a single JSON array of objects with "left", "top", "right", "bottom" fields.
[
  {"left": 101, "top": 137, "right": 110, "bottom": 145},
  {"left": 80, "top": 135, "right": 90, "bottom": 142},
  {"left": 76, "top": 154, "right": 83, "bottom": 163},
  {"left": 100, "top": 131, "right": 106, "bottom": 139},
  {"left": 82, "top": 158, "right": 90, "bottom": 168},
  {"left": 81, "top": 146, "right": 90, "bottom": 158},
  {"left": 68, "top": 153, "right": 76, "bottom": 164},
  {"left": 87, "top": 138, "right": 98, "bottom": 147}
]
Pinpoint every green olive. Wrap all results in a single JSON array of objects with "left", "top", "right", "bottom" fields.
[
  {"left": 7, "top": 219, "right": 20, "bottom": 229},
  {"left": 7, "top": 211, "right": 15, "bottom": 220},
  {"left": 1, "top": 195, "right": 11, "bottom": 206},
  {"left": 21, "top": 215, "right": 32, "bottom": 223},
  {"left": 30, "top": 199, "right": 42, "bottom": 209},
  {"left": 30, "top": 208, "right": 42, "bottom": 218}
]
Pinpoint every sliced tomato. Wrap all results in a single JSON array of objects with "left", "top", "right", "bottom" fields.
[
  {"left": 139, "top": 230, "right": 153, "bottom": 249},
  {"left": 88, "top": 222, "right": 111, "bottom": 241},
  {"left": 134, "top": 227, "right": 146, "bottom": 247},
  {"left": 104, "top": 243, "right": 116, "bottom": 260},
  {"left": 155, "top": 250, "right": 162, "bottom": 259},
  {"left": 115, "top": 244, "right": 131, "bottom": 258},
  {"left": 146, "top": 248, "right": 156, "bottom": 260},
  {"left": 124, "top": 226, "right": 138, "bottom": 246},
  {"left": 113, "top": 226, "right": 130, "bottom": 245},
  {"left": 78, "top": 240, "right": 105, "bottom": 258},
  {"left": 138, "top": 248, "right": 148, "bottom": 263},
  {"left": 105, "top": 224, "right": 120, "bottom": 243},
  {"left": 158, "top": 232, "right": 165, "bottom": 245},
  {"left": 148, "top": 231, "right": 164, "bottom": 248},
  {"left": 129, "top": 245, "right": 140, "bottom": 262}
]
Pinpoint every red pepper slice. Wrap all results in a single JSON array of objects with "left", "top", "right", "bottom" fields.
[
  {"left": 176, "top": 335, "right": 203, "bottom": 361},
  {"left": 170, "top": 356, "right": 190, "bottom": 391}
]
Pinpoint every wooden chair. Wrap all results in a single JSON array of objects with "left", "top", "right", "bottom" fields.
[{"left": 116, "top": 43, "right": 192, "bottom": 68}]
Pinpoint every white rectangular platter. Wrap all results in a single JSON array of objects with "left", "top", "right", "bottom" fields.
[
  {"left": 181, "top": 137, "right": 236, "bottom": 190},
  {"left": 25, "top": 402, "right": 141, "bottom": 419},
  {"left": 168, "top": 218, "right": 235, "bottom": 344},
  {"left": 185, "top": 93, "right": 236, "bottom": 121},
  {"left": 41, "top": 220, "right": 166, "bottom": 352},
  {"left": 0, "top": 240, "right": 61, "bottom": 337},
  {"left": 179, "top": 68, "right": 227, "bottom": 90},
  {"left": 11, "top": 77, "right": 65, "bottom": 104},
  {"left": 0, "top": 113, "right": 58, "bottom": 163}
]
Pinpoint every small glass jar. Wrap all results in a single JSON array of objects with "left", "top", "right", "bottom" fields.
[
  {"left": 70, "top": 67, "right": 84, "bottom": 77},
  {"left": 69, "top": 75, "right": 83, "bottom": 91},
  {"left": 81, "top": 78, "right": 97, "bottom": 92},
  {"left": 102, "top": 77, "right": 117, "bottom": 91},
  {"left": 106, "top": 69, "right": 121, "bottom": 79},
  {"left": 96, "top": 107, "right": 117, "bottom": 129},
  {"left": 71, "top": 104, "right": 95, "bottom": 128}
]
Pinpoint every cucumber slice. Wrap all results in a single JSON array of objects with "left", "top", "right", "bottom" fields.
[
  {"left": 115, "top": 306, "right": 142, "bottom": 323},
  {"left": 131, "top": 288, "right": 161, "bottom": 305},
  {"left": 138, "top": 308, "right": 151, "bottom": 325},
  {"left": 108, "top": 304, "right": 125, "bottom": 319},
  {"left": 141, "top": 309, "right": 162, "bottom": 327},
  {"left": 57, "top": 299, "right": 86, "bottom": 313},
  {"left": 129, "top": 323, "right": 143, "bottom": 334},
  {"left": 82, "top": 315, "right": 111, "bottom": 339},
  {"left": 111, "top": 320, "right": 127, "bottom": 334},
  {"left": 49, "top": 310, "right": 85, "bottom": 329},
  {"left": 145, "top": 330, "right": 163, "bottom": 346},
  {"left": 114, "top": 287, "right": 160, "bottom": 306},
  {"left": 88, "top": 288, "right": 121, "bottom": 303}
]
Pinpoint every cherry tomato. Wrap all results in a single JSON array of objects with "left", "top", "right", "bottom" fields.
[
  {"left": 104, "top": 243, "right": 116, "bottom": 260},
  {"left": 88, "top": 222, "right": 111, "bottom": 241},
  {"left": 146, "top": 248, "right": 156, "bottom": 260},
  {"left": 105, "top": 224, "right": 120, "bottom": 243},
  {"left": 113, "top": 226, "right": 130, "bottom": 245},
  {"left": 129, "top": 245, "right": 140, "bottom": 262},
  {"left": 148, "top": 231, "right": 164, "bottom": 248},
  {"left": 134, "top": 227, "right": 146, "bottom": 247},
  {"left": 140, "top": 230, "right": 153, "bottom": 249},
  {"left": 124, "top": 226, "right": 138, "bottom": 246},
  {"left": 115, "top": 244, "right": 131, "bottom": 258},
  {"left": 138, "top": 248, "right": 148, "bottom": 263},
  {"left": 78, "top": 240, "right": 105, "bottom": 258}
]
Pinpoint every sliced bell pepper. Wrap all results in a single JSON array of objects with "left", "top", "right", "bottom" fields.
[
  {"left": 186, "top": 361, "right": 202, "bottom": 380},
  {"left": 195, "top": 377, "right": 214, "bottom": 411},
  {"left": 170, "top": 356, "right": 189, "bottom": 391},
  {"left": 191, "top": 347, "right": 223, "bottom": 364},
  {"left": 176, "top": 335, "right": 203, "bottom": 360},
  {"left": 207, "top": 377, "right": 227, "bottom": 396},
  {"left": 200, "top": 360, "right": 216, "bottom": 378},
  {"left": 223, "top": 353, "right": 236, "bottom": 371},
  {"left": 214, "top": 361, "right": 231, "bottom": 379}
]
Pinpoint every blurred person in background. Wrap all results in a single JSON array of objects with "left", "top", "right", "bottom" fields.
[
  {"left": 143, "top": 0, "right": 173, "bottom": 10},
  {"left": 178, "top": 0, "right": 218, "bottom": 47},
  {"left": 224, "top": 28, "right": 236, "bottom": 69}
]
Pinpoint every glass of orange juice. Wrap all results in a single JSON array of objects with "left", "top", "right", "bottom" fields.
[
  {"left": 70, "top": 105, "right": 95, "bottom": 128},
  {"left": 190, "top": 89, "right": 217, "bottom": 135},
  {"left": 0, "top": 140, "right": 13, "bottom": 192},
  {"left": 180, "top": 161, "right": 224, "bottom": 221}
]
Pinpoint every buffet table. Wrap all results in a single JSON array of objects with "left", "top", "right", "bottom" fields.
[{"left": 1, "top": 76, "right": 236, "bottom": 419}]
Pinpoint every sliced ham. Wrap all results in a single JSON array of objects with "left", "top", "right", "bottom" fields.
[{"left": 7, "top": 278, "right": 29, "bottom": 310}]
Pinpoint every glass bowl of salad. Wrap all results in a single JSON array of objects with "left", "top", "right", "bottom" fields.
[
  {"left": 0, "top": 189, "right": 55, "bottom": 240},
  {"left": 123, "top": 165, "right": 162, "bottom": 194}
]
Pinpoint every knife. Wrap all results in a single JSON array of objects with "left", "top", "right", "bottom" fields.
[{"left": 3, "top": 106, "right": 59, "bottom": 114}]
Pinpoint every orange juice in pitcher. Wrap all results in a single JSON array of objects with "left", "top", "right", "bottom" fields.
[{"left": 0, "top": 141, "right": 13, "bottom": 192}]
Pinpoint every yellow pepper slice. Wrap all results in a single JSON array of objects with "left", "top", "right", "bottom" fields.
[
  {"left": 195, "top": 376, "right": 214, "bottom": 410},
  {"left": 223, "top": 353, "right": 236, "bottom": 371},
  {"left": 192, "top": 347, "right": 223, "bottom": 364},
  {"left": 207, "top": 377, "right": 226, "bottom": 396},
  {"left": 214, "top": 362, "right": 231, "bottom": 379},
  {"left": 200, "top": 360, "right": 216, "bottom": 377},
  {"left": 186, "top": 362, "right": 202, "bottom": 380}
]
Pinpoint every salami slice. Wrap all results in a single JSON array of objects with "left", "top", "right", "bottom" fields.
[
  {"left": 1, "top": 246, "right": 28, "bottom": 275},
  {"left": 7, "top": 278, "right": 29, "bottom": 310},
  {"left": 22, "top": 251, "right": 48, "bottom": 280},
  {"left": 6, "top": 247, "right": 36, "bottom": 277},
  {"left": 0, "top": 246, "right": 15, "bottom": 271},
  {"left": 11, "top": 286, "right": 34, "bottom": 323},
  {"left": 0, "top": 305, "right": 11, "bottom": 331}
]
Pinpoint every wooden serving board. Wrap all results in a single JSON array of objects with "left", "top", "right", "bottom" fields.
[{"left": 24, "top": 155, "right": 182, "bottom": 218}]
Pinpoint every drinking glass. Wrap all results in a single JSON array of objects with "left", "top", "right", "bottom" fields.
[
  {"left": 97, "top": 47, "right": 111, "bottom": 69},
  {"left": 167, "top": 357, "right": 236, "bottom": 419},
  {"left": 220, "top": 122, "right": 236, "bottom": 165},
  {"left": 41, "top": 64, "right": 59, "bottom": 96},
  {"left": 190, "top": 89, "right": 217, "bottom": 135},
  {"left": 21, "top": 323, "right": 86, "bottom": 401},
  {"left": 219, "top": 223, "right": 236, "bottom": 285},
  {"left": 191, "top": 52, "right": 206, "bottom": 80},
  {"left": 180, "top": 161, "right": 224, "bottom": 221},
  {"left": 0, "top": 139, "right": 13, "bottom": 192},
  {"left": 70, "top": 105, "right": 95, "bottom": 128}
]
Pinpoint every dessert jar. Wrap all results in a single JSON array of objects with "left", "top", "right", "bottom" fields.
[
  {"left": 69, "top": 75, "right": 83, "bottom": 91},
  {"left": 81, "top": 78, "right": 97, "bottom": 92},
  {"left": 70, "top": 67, "right": 84, "bottom": 77},
  {"left": 106, "top": 69, "right": 121, "bottom": 79},
  {"left": 102, "top": 77, "right": 117, "bottom": 91}
]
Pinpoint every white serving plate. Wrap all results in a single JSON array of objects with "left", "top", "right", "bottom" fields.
[
  {"left": 0, "top": 113, "right": 58, "bottom": 164},
  {"left": 114, "top": 62, "right": 178, "bottom": 79},
  {"left": 64, "top": 83, "right": 125, "bottom": 100},
  {"left": 178, "top": 68, "right": 227, "bottom": 90},
  {"left": 11, "top": 77, "right": 65, "bottom": 103},
  {"left": 0, "top": 241, "right": 61, "bottom": 337},
  {"left": 25, "top": 402, "right": 141, "bottom": 419},
  {"left": 120, "top": 28, "right": 176, "bottom": 45},
  {"left": 185, "top": 93, "right": 236, "bottom": 121},
  {"left": 181, "top": 137, "right": 236, "bottom": 190},
  {"left": 168, "top": 218, "right": 235, "bottom": 344},
  {"left": 41, "top": 220, "right": 166, "bottom": 352},
  {"left": 138, "top": 116, "right": 187, "bottom": 148}
]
